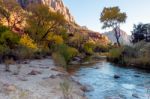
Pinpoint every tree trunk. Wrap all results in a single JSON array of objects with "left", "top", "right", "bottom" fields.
[{"left": 114, "top": 27, "right": 121, "bottom": 46}]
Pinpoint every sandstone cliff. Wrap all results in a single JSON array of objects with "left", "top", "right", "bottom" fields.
[{"left": 17, "top": 0, "right": 75, "bottom": 23}]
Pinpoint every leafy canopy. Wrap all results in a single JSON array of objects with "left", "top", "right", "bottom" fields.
[
  {"left": 100, "top": 6, "right": 127, "bottom": 29},
  {"left": 26, "top": 4, "right": 66, "bottom": 43}
]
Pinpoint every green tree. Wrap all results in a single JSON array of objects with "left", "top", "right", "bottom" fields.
[
  {"left": 100, "top": 6, "right": 127, "bottom": 46},
  {"left": 26, "top": 4, "right": 66, "bottom": 43}
]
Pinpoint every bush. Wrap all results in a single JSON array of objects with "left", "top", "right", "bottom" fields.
[
  {"left": 123, "top": 45, "right": 137, "bottom": 58},
  {"left": 0, "top": 29, "right": 20, "bottom": 58},
  {"left": 0, "top": 30, "right": 20, "bottom": 49},
  {"left": 17, "top": 46, "right": 35, "bottom": 59},
  {"left": 47, "top": 34, "right": 64, "bottom": 45},
  {"left": 0, "top": 44, "right": 9, "bottom": 55},
  {"left": 58, "top": 44, "right": 78, "bottom": 63},
  {"left": 108, "top": 47, "right": 123, "bottom": 63},
  {"left": 95, "top": 43, "right": 109, "bottom": 52},
  {"left": 60, "top": 80, "right": 72, "bottom": 99},
  {"left": 0, "top": 25, "right": 9, "bottom": 34},
  {"left": 83, "top": 40, "right": 96, "bottom": 55},
  {"left": 47, "top": 34, "right": 64, "bottom": 51},
  {"left": 20, "top": 34, "right": 38, "bottom": 50},
  {"left": 108, "top": 42, "right": 150, "bottom": 69},
  {"left": 109, "top": 48, "right": 123, "bottom": 59},
  {"left": 52, "top": 52, "right": 67, "bottom": 67},
  {"left": 52, "top": 44, "right": 79, "bottom": 69}
]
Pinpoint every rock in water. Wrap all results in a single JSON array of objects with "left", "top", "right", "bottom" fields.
[
  {"left": 114, "top": 74, "right": 120, "bottom": 79},
  {"left": 132, "top": 93, "right": 139, "bottom": 98},
  {"left": 80, "top": 85, "right": 94, "bottom": 92}
]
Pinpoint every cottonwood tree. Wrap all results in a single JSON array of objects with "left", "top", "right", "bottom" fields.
[
  {"left": 26, "top": 4, "right": 66, "bottom": 43},
  {"left": 100, "top": 6, "right": 127, "bottom": 46},
  {"left": 0, "top": 0, "right": 25, "bottom": 30}
]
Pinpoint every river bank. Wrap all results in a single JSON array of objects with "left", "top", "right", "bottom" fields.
[{"left": 0, "top": 58, "right": 86, "bottom": 99}]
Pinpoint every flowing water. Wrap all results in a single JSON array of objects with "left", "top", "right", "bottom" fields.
[{"left": 70, "top": 60, "right": 150, "bottom": 99}]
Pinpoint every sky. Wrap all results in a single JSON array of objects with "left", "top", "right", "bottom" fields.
[{"left": 63, "top": 0, "right": 150, "bottom": 35}]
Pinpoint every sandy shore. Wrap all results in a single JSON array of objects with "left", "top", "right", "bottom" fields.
[{"left": 0, "top": 58, "right": 86, "bottom": 99}]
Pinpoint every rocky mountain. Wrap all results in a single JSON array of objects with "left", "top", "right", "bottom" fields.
[
  {"left": 17, "top": 0, "right": 75, "bottom": 23},
  {"left": 103, "top": 30, "right": 131, "bottom": 45}
]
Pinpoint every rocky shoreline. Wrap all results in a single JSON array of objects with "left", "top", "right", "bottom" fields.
[{"left": 0, "top": 58, "right": 86, "bottom": 99}]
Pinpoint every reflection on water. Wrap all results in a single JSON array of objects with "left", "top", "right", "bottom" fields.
[{"left": 70, "top": 61, "right": 150, "bottom": 99}]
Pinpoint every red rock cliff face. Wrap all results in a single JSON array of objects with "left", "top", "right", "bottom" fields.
[{"left": 17, "top": 0, "right": 75, "bottom": 23}]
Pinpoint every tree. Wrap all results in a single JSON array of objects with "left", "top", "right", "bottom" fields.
[
  {"left": 100, "top": 6, "right": 127, "bottom": 46},
  {"left": 0, "top": 0, "right": 25, "bottom": 30},
  {"left": 132, "top": 23, "right": 150, "bottom": 43},
  {"left": 26, "top": 4, "right": 66, "bottom": 43}
]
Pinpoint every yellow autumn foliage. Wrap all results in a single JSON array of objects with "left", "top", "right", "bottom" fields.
[
  {"left": 20, "top": 34, "right": 37, "bottom": 50},
  {"left": 47, "top": 34, "right": 64, "bottom": 45}
]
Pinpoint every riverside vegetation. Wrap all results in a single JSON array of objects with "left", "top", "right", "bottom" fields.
[
  {"left": 100, "top": 6, "right": 150, "bottom": 70},
  {"left": 0, "top": 0, "right": 149, "bottom": 71},
  {"left": 107, "top": 24, "right": 150, "bottom": 69}
]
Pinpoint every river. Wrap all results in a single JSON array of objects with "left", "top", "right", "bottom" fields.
[{"left": 69, "top": 60, "right": 150, "bottom": 99}]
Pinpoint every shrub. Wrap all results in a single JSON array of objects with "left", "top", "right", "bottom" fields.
[
  {"left": 52, "top": 52, "right": 67, "bottom": 67},
  {"left": 57, "top": 44, "right": 79, "bottom": 64},
  {"left": 52, "top": 44, "right": 79, "bottom": 69},
  {"left": 0, "top": 25, "right": 8, "bottom": 34},
  {"left": 17, "top": 46, "right": 35, "bottom": 59},
  {"left": 47, "top": 34, "right": 64, "bottom": 45},
  {"left": 0, "top": 30, "right": 20, "bottom": 58},
  {"left": 0, "top": 44, "right": 9, "bottom": 55},
  {"left": 83, "top": 40, "right": 96, "bottom": 55},
  {"left": 108, "top": 47, "right": 123, "bottom": 63},
  {"left": 95, "top": 43, "right": 109, "bottom": 52},
  {"left": 60, "top": 80, "right": 72, "bottom": 99},
  {"left": 4, "top": 58, "right": 15, "bottom": 72},
  {"left": 108, "top": 42, "right": 150, "bottom": 69},
  {"left": 109, "top": 48, "right": 123, "bottom": 58},
  {"left": 20, "top": 34, "right": 38, "bottom": 50},
  {"left": 47, "top": 34, "right": 64, "bottom": 51},
  {"left": 123, "top": 45, "right": 137, "bottom": 58},
  {"left": 0, "top": 30, "right": 20, "bottom": 49}
]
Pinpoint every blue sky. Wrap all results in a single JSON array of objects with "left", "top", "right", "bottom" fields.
[{"left": 63, "top": 0, "right": 150, "bottom": 34}]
